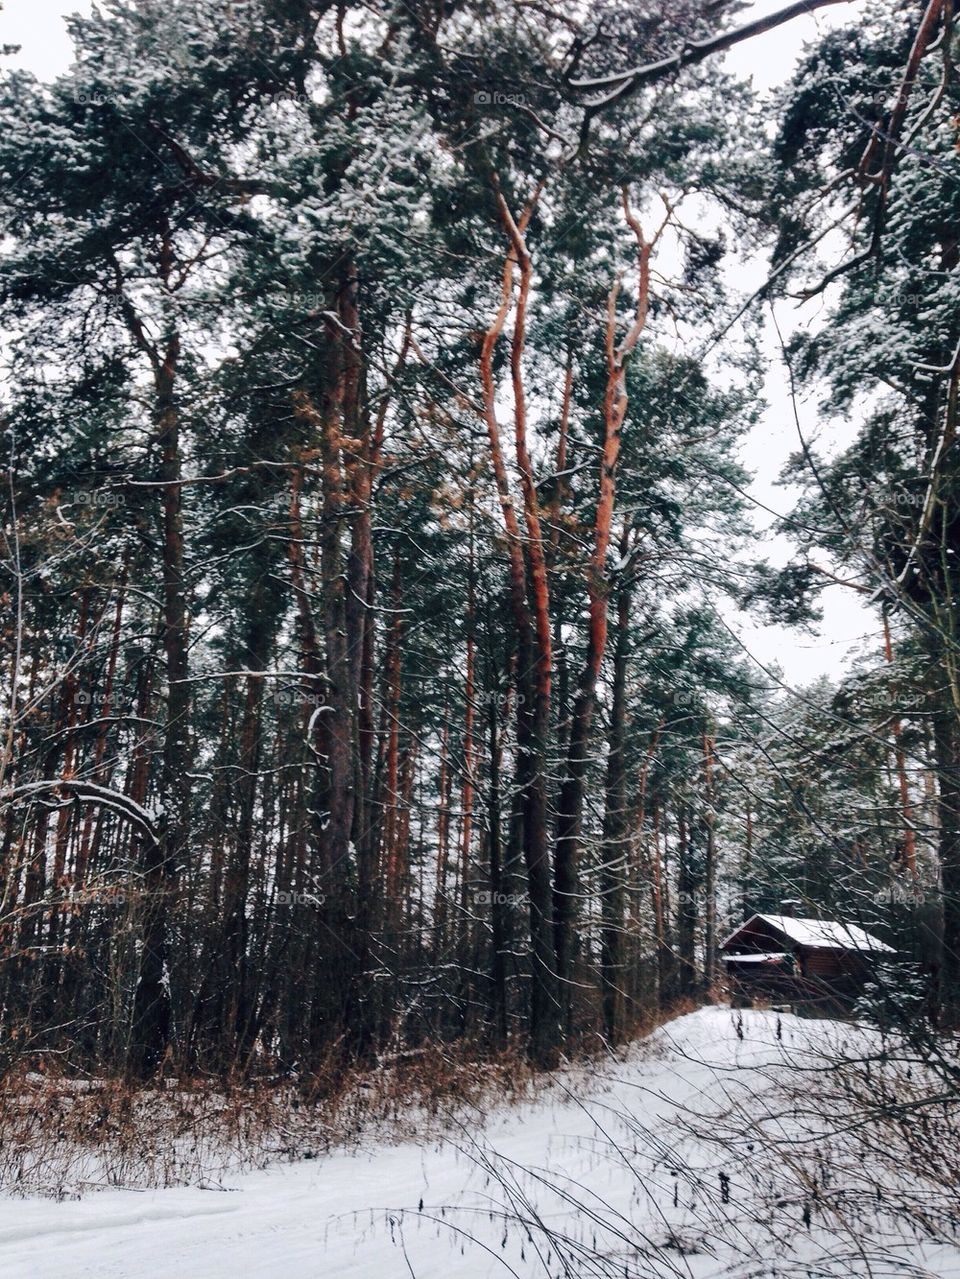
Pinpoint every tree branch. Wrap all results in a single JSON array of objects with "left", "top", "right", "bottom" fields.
[
  {"left": 1, "top": 781, "right": 160, "bottom": 845},
  {"left": 570, "top": 0, "right": 854, "bottom": 120}
]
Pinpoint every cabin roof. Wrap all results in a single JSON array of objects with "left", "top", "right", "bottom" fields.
[
  {"left": 721, "top": 913, "right": 895, "bottom": 955},
  {"left": 723, "top": 951, "right": 790, "bottom": 964}
]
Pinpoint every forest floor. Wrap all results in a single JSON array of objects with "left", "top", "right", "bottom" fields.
[{"left": 1, "top": 1006, "right": 958, "bottom": 1279}]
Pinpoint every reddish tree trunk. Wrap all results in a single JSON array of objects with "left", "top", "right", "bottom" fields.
[
  {"left": 479, "top": 179, "right": 558, "bottom": 1063},
  {"left": 554, "top": 192, "right": 654, "bottom": 1008}
]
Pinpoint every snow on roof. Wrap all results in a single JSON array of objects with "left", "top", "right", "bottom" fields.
[
  {"left": 723, "top": 951, "right": 790, "bottom": 964},
  {"left": 721, "top": 914, "right": 895, "bottom": 954}
]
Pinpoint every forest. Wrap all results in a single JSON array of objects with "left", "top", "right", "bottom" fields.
[{"left": 0, "top": 3, "right": 959, "bottom": 1269}]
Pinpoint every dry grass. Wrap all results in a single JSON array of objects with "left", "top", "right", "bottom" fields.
[{"left": 0, "top": 1036, "right": 543, "bottom": 1199}]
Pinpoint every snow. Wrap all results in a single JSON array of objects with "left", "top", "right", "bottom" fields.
[
  {"left": 722, "top": 951, "right": 789, "bottom": 964},
  {"left": 724, "top": 913, "right": 896, "bottom": 953},
  {"left": 0, "top": 780, "right": 161, "bottom": 839},
  {"left": 2, "top": 1007, "right": 957, "bottom": 1278}
]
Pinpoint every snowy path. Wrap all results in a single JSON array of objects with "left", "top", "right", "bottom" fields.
[{"left": 2, "top": 1008, "right": 958, "bottom": 1279}]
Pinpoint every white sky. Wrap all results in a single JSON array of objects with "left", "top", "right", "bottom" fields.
[
  {"left": 719, "top": 1, "right": 874, "bottom": 694},
  {"left": 1, "top": 0, "right": 88, "bottom": 74},
  {"left": 0, "top": 0, "right": 877, "bottom": 692}
]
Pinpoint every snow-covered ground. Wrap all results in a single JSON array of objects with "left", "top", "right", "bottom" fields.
[{"left": 2, "top": 1007, "right": 958, "bottom": 1278}]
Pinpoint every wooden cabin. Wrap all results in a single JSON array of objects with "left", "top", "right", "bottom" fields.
[{"left": 721, "top": 910, "right": 894, "bottom": 1013}]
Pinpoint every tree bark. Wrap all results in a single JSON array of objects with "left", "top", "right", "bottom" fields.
[
  {"left": 131, "top": 328, "right": 184, "bottom": 1079},
  {"left": 933, "top": 707, "right": 960, "bottom": 1025},
  {"left": 702, "top": 728, "right": 717, "bottom": 993},
  {"left": 600, "top": 564, "right": 630, "bottom": 1042},
  {"left": 883, "top": 611, "right": 918, "bottom": 877},
  {"left": 479, "top": 180, "right": 558, "bottom": 1063},
  {"left": 675, "top": 804, "right": 697, "bottom": 996},
  {"left": 554, "top": 192, "right": 653, "bottom": 1011}
]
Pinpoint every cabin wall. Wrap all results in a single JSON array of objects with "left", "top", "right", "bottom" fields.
[
  {"left": 798, "top": 948, "right": 868, "bottom": 982},
  {"left": 798, "top": 947, "right": 846, "bottom": 980},
  {"left": 726, "top": 944, "right": 873, "bottom": 1015}
]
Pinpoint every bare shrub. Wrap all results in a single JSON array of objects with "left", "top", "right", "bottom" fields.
[
  {"left": 0, "top": 1033, "right": 546, "bottom": 1199},
  {"left": 419, "top": 1010, "right": 960, "bottom": 1278}
]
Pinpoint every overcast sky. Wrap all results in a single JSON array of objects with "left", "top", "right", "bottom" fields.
[
  {"left": 1, "top": 0, "right": 875, "bottom": 694},
  {"left": 721, "top": 1, "right": 874, "bottom": 695}
]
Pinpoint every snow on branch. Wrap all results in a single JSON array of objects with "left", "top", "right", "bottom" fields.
[
  {"left": 569, "top": 0, "right": 854, "bottom": 114},
  {"left": 0, "top": 781, "right": 160, "bottom": 845}
]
